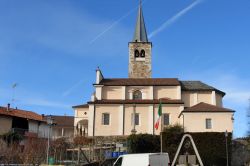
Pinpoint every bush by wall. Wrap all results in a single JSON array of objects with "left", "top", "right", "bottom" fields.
[
  {"left": 127, "top": 134, "right": 160, "bottom": 153},
  {"left": 127, "top": 126, "right": 232, "bottom": 166}
]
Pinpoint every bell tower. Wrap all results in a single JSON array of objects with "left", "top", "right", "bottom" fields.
[{"left": 129, "top": 0, "right": 152, "bottom": 78}]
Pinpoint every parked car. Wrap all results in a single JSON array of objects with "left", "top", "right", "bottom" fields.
[{"left": 113, "top": 153, "right": 170, "bottom": 166}]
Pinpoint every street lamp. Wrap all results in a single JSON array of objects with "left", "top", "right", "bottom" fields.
[
  {"left": 131, "top": 104, "right": 137, "bottom": 135},
  {"left": 46, "top": 115, "right": 54, "bottom": 165},
  {"left": 225, "top": 130, "right": 229, "bottom": 166}
]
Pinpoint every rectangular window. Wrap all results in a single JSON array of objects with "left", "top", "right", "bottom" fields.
[
  {"left": 131, "top": 113, "right": 140, "bottom": 126},
  {"left": 206, "top": 118, "right": 212, "bottom": 129},
  {"left": 102, "top": 113, "right": 110, "bottom": 125},
  {"left": 163, "top": 113, "right": 170, "bottom": 126}
]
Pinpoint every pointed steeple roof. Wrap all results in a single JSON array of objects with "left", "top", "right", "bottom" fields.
[{"left": 132, "top": 0, "right": 148, "bottom": 42}]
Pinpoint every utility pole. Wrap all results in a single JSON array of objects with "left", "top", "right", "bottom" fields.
[
  {"left": 46, "top": 115, "right": 54, "bottom": 165},
  {"left": 225, "top": 130, "right": 229, "bottom": 166}
]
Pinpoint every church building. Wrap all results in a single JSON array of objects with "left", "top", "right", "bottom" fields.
[{"left": 73, "top": 3, "right": 235, "bottom": 137}]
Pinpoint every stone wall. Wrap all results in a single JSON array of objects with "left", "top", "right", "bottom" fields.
[{"left": 128, "top": 42, "right": 152, "bottom": 78}]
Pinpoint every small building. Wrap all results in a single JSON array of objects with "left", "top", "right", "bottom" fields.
[
  {"left": 49, "top": 115, "right": 74, "bottom": 139},
  {"left": 0, "top": 104, "right": 49, "bottom": 138}
]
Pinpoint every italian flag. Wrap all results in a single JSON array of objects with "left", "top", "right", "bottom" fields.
[{"left": 154, "top": 102, "right": 162, "bottom": 130}]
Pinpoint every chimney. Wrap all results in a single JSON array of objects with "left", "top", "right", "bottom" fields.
[
  {"left": 7, "top": 103, "right": 10, "bottom": 111},
  {"left": 96, "top": 67, "right": 104, "bottom": 84}
]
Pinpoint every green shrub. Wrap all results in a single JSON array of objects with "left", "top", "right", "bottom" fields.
[
  {"left": 127, "top": 134, "right": 160, "bottom": 153},
  {"left": 162, "top": 124, "right": 184, "bottom": 160},
  {"left": 127, "top": 125, "right": 232, "bottom": 166}
]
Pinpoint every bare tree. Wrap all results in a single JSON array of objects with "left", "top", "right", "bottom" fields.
[
  {"left": 21, "top": 138, "right": 47, "bottom": 165},
  {"left": 0, "top": 139, "right": 22, "bottom": 164},
  {"left": 50, "top": 138, "right": 70, "bottom": 163}
]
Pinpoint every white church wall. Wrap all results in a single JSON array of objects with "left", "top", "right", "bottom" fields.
[
  {"left": 154, "top": 104, "right": 182, "bottom": 135},
  {"left": 102, "top": 86, "right": 123, "bottom": 99},
  {"left": 74, "top": 107, "right": 89, "bottom": 127},
  {"left": 197, "top": 91, "right": 212, "bottom": 105},
  {"left": 183, "top": 112, "right": 233, "bottom": 133},
  {"left": 124, "top": 104, "right": 150, "bottom": 135},
  {"left": 95, "top": 105, "right": 121, "bottom": 136},
  {"left": 154, "top": 86, "right": 179, "bottom": 100},
  {"left": 216, "top": 93, "right": 223, "bottom": 107},
  {"left": 126, "top": 86, "right": 151, "bottom": 99}
]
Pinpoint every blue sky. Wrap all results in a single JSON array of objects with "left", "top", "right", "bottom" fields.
[{"left": 0, "top": 0, "right": 249, "bottom": 137}]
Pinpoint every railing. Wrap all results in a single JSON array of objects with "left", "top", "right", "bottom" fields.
[{"left": 11, "top": 128, "right": 39, "bottom": 138}]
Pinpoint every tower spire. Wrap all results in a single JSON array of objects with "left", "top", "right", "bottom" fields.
[{"left": 132, "top": 0, "right": 148, "bottom": 42}]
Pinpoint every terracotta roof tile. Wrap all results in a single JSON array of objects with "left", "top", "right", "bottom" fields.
[
  {"left": 49, "top": 115, "right": 74, "bottom": 128},
  {"left": 88, "top": 99, "right": 184, "bottom": 104},
  {"left": 182, "top": 102, "right": 235, "bottom": 113},
  {"left": 96, "top": 78, "right": 180, "bottom": 86},
  {"left": 0, "top": 106, "right": 45, "bottom": 122}
]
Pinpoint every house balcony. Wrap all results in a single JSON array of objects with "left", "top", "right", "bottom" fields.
[{"left": 11, "top": 128, "right": 38, "bottom": 138}]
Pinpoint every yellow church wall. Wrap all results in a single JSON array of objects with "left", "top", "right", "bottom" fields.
[
  {"left": 94, "top": 105, "right": 121, "bottom": 136},
  {"left": 102, "top": 86, "right": 123, "bottom": 99},
  {"left": 74, "top": 107, "right": 89, "bottom": 127},
  {"left": 182, "top": 91, "right": 214, "bottom": 107},
  {"left": 154, "top": 86, "right": 179, "bottom": 100},
  {"left": 183, "top": 112, "right": 233, "bottom": 132},
  {"left": 216, "top": 93, "right": 223, "bottom": 107},
  {"left": 154, "top": 105, "right": 182, "bottom": 135},
  {"left": 197, "top": 92, "right": 212, "bottom": 104},
  {"left": 126, "top": 86, "right": 151, "bottom": 99},
  {"left": 124, "top": 105, "right": 149, "bottom": 135},
  {"left": 181, "top": 92, "right": 195, "bottom": 107}
]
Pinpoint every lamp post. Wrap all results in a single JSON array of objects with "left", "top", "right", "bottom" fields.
[
  {"left": 131, "top": 104, "right": 137, "bottom": 134},
  {"left": 46, "top": 115, "right": 54, "bottom": 165},
  {"left": 225, "top": 130, "right": 229, "bottom": 166}
]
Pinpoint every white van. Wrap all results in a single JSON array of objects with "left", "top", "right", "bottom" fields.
[{"left": 113, "top": 153, "right": 170, "bottom": 166}]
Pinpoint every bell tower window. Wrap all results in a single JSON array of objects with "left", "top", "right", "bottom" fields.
[
  {"left": 133, "top": 90, "right": 142, "bottom": 100},
  {"left": 134, "top": 50, "right": 140, "bottom": 58},
  {"left": 140, "top": 50, "right": 145, "bottom": 57}
]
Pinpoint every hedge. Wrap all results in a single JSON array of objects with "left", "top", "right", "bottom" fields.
[{"left": 127, "top": 132, "right": 232, "bottom": 166}]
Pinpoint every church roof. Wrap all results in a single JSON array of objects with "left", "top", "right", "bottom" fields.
[
  {"left": 181, "top": 102, "right": 235, "bottom": 113},
  {"left": 180, "top": 81, "right": 225, "bottom": 96},
  {"left": 96, "top": 78, "right": 180, "bottom": 86},
  {"left": 88, "top": 99, "right": 184, "bottom": 105},
  {"left": 132, "top": 1, "right": 148, "bottom": 42},
  {"left": 72, "top": 104, "right": 89, "bottom": 109}
]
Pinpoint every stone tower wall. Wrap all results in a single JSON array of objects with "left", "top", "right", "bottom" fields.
[{"left": 128, "top": 42, "right": 152, "bottom": 78}]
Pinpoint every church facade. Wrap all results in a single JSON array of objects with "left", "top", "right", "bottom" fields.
[{"left": 73, "top": 3, "right": 234, "bottom": 137}]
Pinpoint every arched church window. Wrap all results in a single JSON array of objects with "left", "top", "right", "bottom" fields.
[
  {"left": 134, "top": 50, "right": 140, "bottom": 58},
  {"left": 133, "top": 90, "right": 142, "bottom": 100},
  {"left": 140, "top": 50, "right": 145, "bottom": 57}
]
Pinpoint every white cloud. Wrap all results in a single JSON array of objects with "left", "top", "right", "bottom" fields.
[
  {"left": 0, "top": 87, "right": 70, "bottom": 110},
  {"left": 19, "top": 98, "right": 70, "bottom": 109}
]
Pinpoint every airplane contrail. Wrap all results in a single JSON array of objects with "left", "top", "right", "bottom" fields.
[
  {"left": 90, "top": 0, "right": 148, "bottom": 44},
  {"left": 62, "top": 79, "right": 86, "bottom": 97},
  {"left": 149, "top": 0, "right": 204, "bottom": 39}
]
